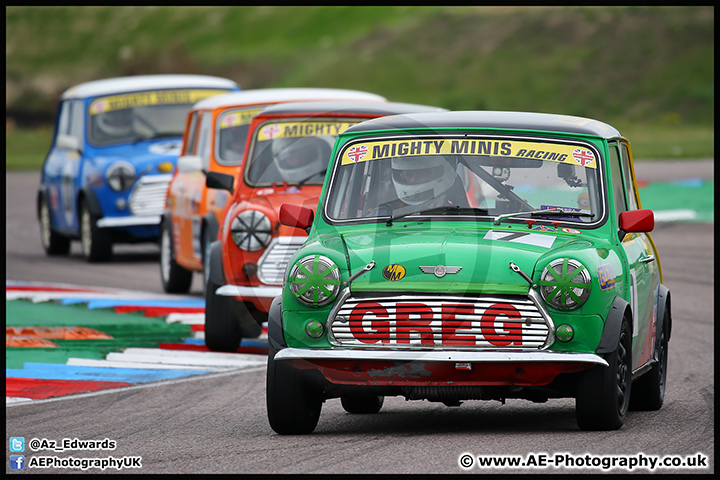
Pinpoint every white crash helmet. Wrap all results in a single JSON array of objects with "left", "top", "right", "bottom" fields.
[
  {"left": 391, "top": 155, "right": 457, "bottom": 205},
  {"left": 96, "top": 108, "right": 134, "bottom": 137},
  {"left": 271, "top": 136, "right": 329, "bottom": 181}
]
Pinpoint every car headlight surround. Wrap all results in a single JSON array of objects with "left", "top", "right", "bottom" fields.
[
  {"left": 538, "top": 258, "right": 591, "bottom": 310},
  {"left": 106, "top": 161, "right": 136, "bottom": 192},
  {"left": 231, "top": 210, "right": 272, "bottom": 251},
  {"left": 289, "top": 255, "right": 341, "bottom": 307}
]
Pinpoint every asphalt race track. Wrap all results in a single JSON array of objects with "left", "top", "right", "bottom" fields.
[{"left": 5, "top": 164, "right": 714, "bottom": 474}]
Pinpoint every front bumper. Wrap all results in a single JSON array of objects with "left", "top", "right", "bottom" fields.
[
  {"left": 216, "top": 285, "right": 283, "bottom": 298},
  {"left": 275, "top": 347, "right": 607, "bottom": 387},
  {"left": 97, "top": 215, "right": 161, "bottom": 228}
]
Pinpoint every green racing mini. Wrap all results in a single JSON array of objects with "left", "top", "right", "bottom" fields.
[{"left": 267, "top": 111, "right": 671, "bottom": 434}]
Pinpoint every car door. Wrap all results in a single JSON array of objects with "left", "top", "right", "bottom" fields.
[
  {"left": 171, "top": 110, "right": 207, "bottom": 270},
  {"left": 610, "top": 142, "right": 659, "bottom": 370},
  {"left": 44, "top": 99, "right": 83, "bottom": 233}
]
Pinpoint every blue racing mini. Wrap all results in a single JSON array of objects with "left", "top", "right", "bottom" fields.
[{"left": 37, "top": 74, "right": 240, "bottom": 262}]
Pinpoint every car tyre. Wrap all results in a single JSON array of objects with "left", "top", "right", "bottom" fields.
[
  {"left": 341, "top": 394, "right": 384, "bottom": 414},
  {"left": 80, "top": 200, "right": 112, "bottom": 262},
  {"left": 266, "top": 344, "right": 323, "bottom": 435},
  {"left": 39, "top": 196, "right": 71, "bottom": 255},
  {"left": 160, "top": 219, "right": 193, "bottom": 294},
  {"left": 576, "top": 319, "right": 632, "bottom": 431},
  {"left": 630, "top": 309, "right": 669, "bottom": 411},
  {"left": 204, "top": 275, "right": 242, "bottom": 352}
]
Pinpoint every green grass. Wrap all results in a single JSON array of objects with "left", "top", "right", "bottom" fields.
[
  {"left": 5, "top": 123, "right": 713, "bottom": 171},
  {"left": 5, "top": 6, "right": 714, "bottom": 169},
  {"left": 6, "top": 127, "right": 54, "bottom": 170}
]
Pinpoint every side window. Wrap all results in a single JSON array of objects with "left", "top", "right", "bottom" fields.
[
  {"left": 608, "top": 144, "right": 627, "bottom": 214},
  {"left": 183, "top": 111, "right": 199, "bottom": 155},
  {"left": 195, "top": 112, "right": 213, "bottom": 171},
  {"left": 56, "top": 100, "right": 71, "bottom": 137},
  {"left": 69, "top": 100, "right": 84, "bottom": 140},
  {"left": 619, "top": 142, "right": 639, "bottom": 211}
]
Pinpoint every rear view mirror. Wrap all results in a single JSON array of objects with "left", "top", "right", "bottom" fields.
[
  {"left": 619, "top": 209, "right": 654, "bottom": 240},
  {"left": 280, "top": 203, "right": 314, "bottom": 232},
  {"left": 56, "top": 134, "right": 81, "bottom": 152},
  {"left": 177, "top": 155, "right": 202, "bottom": 173},
  {"left": 206, "top": 171, "right": 234, "bottom": 194}
]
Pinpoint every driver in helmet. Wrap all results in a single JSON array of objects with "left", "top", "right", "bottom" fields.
[
  {"left": 390, "top": 155, "right": 469, "bottom": 212},
  {"left": 271, "top": 136, "right": 329, "bottom": 183},
  {"left": 221, "top": 126, "right": 249, "bottom": 162},
  {"left": 95, "top": 108, "right": 134, "bottom": 140}
]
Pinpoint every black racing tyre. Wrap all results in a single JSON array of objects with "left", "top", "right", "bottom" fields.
[
  {"left": 266, "top": 345, "right": 323, "bottom": 435},
  {"left": 204, "top": 276, "right": 242, "bottom": 352},
  {"left": 159, "top": 219, "right": 193, "bottom": 294},
  {"left": 576, "top": 319, "right": 632, "bottom": 431},
  {"left": 341, "top": 394, "right": 384, "bottom": 414},
  {"left": 630, "top": 309, "right": 669, "bottom": 411},
  {"left": 79, "top": 199, "right": 112, "bottom": 262},
  {"left": 39, "top": 196, "right": 71, "bottom": 255}
]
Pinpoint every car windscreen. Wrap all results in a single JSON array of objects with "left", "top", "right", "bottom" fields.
[
  {"left": 244, "top": 119, "right": 358, "bottom": 187},
  {"left": 325, "top": 135, "right": 605, "bottom": 226},
  {"left": 215, "top": 107, "right": 265, "bottom": 166},
  {"left": 87, "top": 89, "right": 231, "bottom": 147}
]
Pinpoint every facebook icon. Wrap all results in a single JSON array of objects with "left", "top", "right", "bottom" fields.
[{"left": 10, "top": 455, "right": 25, "bottom": 470}]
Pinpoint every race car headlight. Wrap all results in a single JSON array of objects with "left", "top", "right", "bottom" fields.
[
  {"left": 106, "top": 161, "right": 136, "bottom": 192},
  {"left": 288, "top": 255, "right": 341, "bottom": 307},
  {"left": 538, "top": 258, "right": 591, "bottom": 310},
  {"left": 230, "top": 210, "right": 272, "bottom": 251}
]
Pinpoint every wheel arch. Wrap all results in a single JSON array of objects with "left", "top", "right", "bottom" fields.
[
  {"left": 267, "top": 295, "right": 286, "bottom": 351},
  {"left": 78, "top": 185, "right": 103, "bottom": 218},
  {"left": 208, "top": 240, "right": 226, "bottom": 285},
  {"left": 597, "top": 296, "right": 632, "bottom": 354},
  {"left": 656, "top": 284, "right": 672, "bottom": 349}
]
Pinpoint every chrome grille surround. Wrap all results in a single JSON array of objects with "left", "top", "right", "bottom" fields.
[
  {"left": 328, "top": 289, "right": 555, "bottom": 351},
  {"left": 257, "top": 236, "right": 306, "bottom": 285},
  {"left": 128, "top": 174, "right": 173, "bottom": 216}
]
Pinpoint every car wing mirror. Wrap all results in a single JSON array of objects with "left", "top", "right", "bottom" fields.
[
  {"left": 618, "top": 209, "right": 654, "bottom": 241},
  {"left": 56, "top": 134, "right": 82, "bottom": 153},
  {"left": 206, "top": 171, "right": 234, "bottom": 194},
  {"left": 177, "top": 155, "right": 203, "bottom": 173},
  {"left": 280, "top": 203, "right": 314, "bottom": 233}
]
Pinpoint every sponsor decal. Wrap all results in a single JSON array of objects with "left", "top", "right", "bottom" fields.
[
  {"left": 347, "top": 144, "right": 368, "bottom": 163},
  {"left": 597, "top": 263, "right": 616, "bottom": 291},
  {"left": 256, "top": 121, "right": 357, "bottom": 141},
  {"left": 220, "top": 108, "right": 263, "bottom": 129},
  {"left": 340, "top": 139, "right": 597, "bottom": 169},
  {"left": 484, "top": 230, "right": 556, "bottom": 249},
  {"left": 89, "top": 89, "right": 230, "bottom": 114},
  {"left": 382, "top": 264, "right": 406, "bottom": 281},
  {"left": 541, "top": 204, "right": 587, "bottom": 222},
  {"left": 571, "top": 147, "right": 596, "bottom": 167},
  {"left": 347, "top": 301, "right": 525, "bottom": 347},
  {"left": 419, "top": 265, "right": 462, "bottom": 278},
  {"left": 561, "top": 227, "right": 581, "bottom": 234}
]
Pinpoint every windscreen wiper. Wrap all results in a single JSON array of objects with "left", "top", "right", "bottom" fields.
[
  {"left": 386, "top": 206, "right": 488, "bottom": 226},
  {"left": 493, "top": 208, "right": 595, "bottom": 225}
]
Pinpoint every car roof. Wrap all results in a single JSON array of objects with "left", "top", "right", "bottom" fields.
[
  {"left": 60, "top": 74, "right": 239, "bottom": 100},
  {"left": 343, "top": 110, "right": 622, "bottom": 139},
  {"left": 190, "top": 88, "right": 387, "bottom": 111},
  {"left": 254, "top": 101, "right": 446, "bottom": 117}
]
